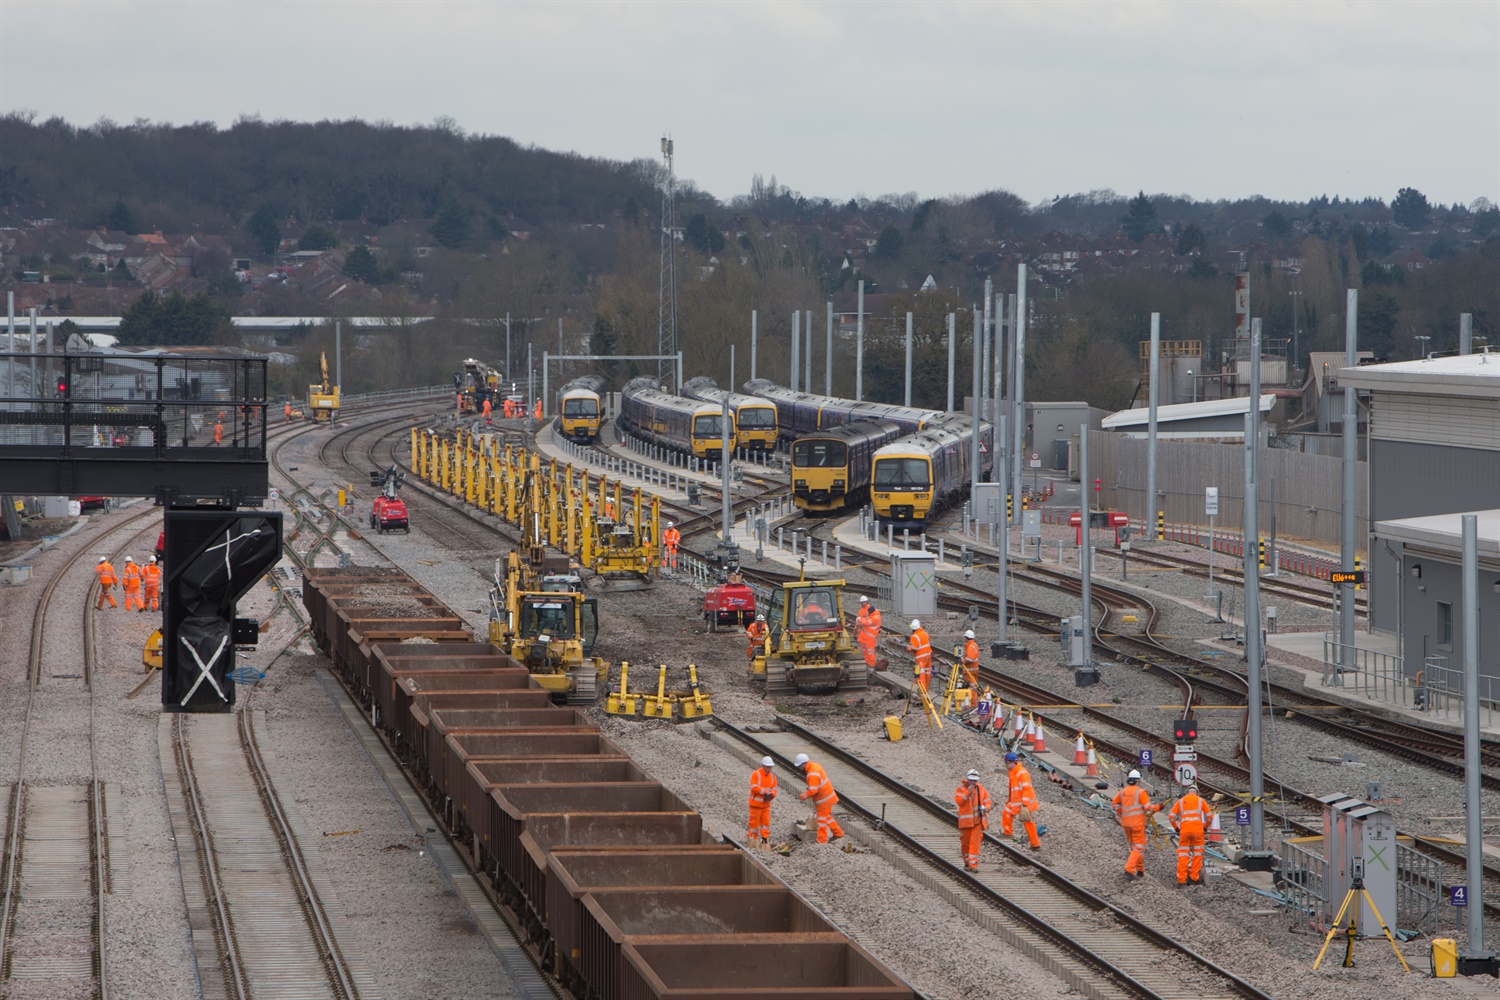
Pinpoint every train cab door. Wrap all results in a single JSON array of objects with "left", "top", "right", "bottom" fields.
[{"left": 580, "top": 599, "right": 600, "bottom": 655}]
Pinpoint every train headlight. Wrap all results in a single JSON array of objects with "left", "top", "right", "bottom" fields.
[
  {"left": 875, "top": 493, "right": 889, "bottom": 500},
  {"left": 832, "top": 480, "right": 844, "bottom": 488},
  {"left": 917, "top": 493, "right": 930, "bottom": 500},
  {"left": 795, "top": 479, "right": 806, "bottom": 487}
]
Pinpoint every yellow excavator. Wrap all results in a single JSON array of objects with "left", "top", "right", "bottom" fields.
[
  {"left": 308, "top": 351, "right": 340, "bottom": 422},
  {"left": 487, "top": 549, "right": 607, "bottom": 704}
]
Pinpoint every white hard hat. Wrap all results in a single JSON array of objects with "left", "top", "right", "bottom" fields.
[
  {"left": 793, "top": 753, "right": 810, "bottom": 768},
  {"left": 667, "top": 521, "right": 675, "bottom": 527},
  {"left": 910, "top": 620, "right": 921, "bottom": 630},
  {"left": 98, "top": 556, "right": 107, "bottom": 563},
  {"left": 964, "top": 629, "right": 975, "bottom": 639},
  {"left": 966, "top": 768, "right": 980, "bottom": 781},
  {"left": 761, "top": 756, "right": 774, "bottom": 768},
  {"left": 755, "top": 614, "right": 765, "bottom": 621},
  {"left": 149, "top": 556, "right": 157, "bottom": 563},
  {"left": 124, "top": 556, "right": 133, "bottom": 562},
  {"left": 858, "top": 595, "right": 868, "bottom": 603},
  {"left": 1127, "top": 769, "right": 1141, "bottom": 781}
]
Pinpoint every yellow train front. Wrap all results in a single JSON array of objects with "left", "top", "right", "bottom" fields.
[
  {"left": 619, "top": 376, "right": 727, "bottom": 462},
  {"left": 556, "top": 374, "right": 607, "bottom": 443},
  {"left": 869, "top": 416, "right": 992, "bottom": 529},
  {"left": 681, "top": 376, "right": 778, "bottom": 453},
  {"left": 792, "top": 418, "right": 905, "bottom": 515}
]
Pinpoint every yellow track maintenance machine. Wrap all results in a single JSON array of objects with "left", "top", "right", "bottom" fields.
[
  {"left": 308, "top": 351, "right": 340, "bottom": 422},
  {"left": 488, "top": 548, "right": 607, "bottom": 704},
  {"left": 751, "top": 570, "right": 868, "bottom": 696},
  {"left": 583, "top": 481, "right": 659, "bottom": 592}
]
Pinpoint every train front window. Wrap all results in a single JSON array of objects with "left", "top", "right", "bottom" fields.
[
  {"left": 793, "top": 440, "right": 845, "bottom": 468},
  {"left": 563, "top": 399, "right": 598, "bottom": 417},
  {"left": 738, "top": 407, "right": 775, "bottom": 429},
  {"left": 873, "top": 458, "right": 929, "bottom": 490},
  {"left": 693, "top": 414, "right": 723, "bottom": 437}
]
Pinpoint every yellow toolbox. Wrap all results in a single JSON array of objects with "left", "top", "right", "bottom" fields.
[
  {"left": 1432, "top": 938, "right": 1457, "bottom": 978},
  {"left": 883, "top": 716, "right": 903, "bottom": 742}
]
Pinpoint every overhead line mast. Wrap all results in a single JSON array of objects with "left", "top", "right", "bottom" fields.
[{"left": 657, "top": 136, "right": 678, "bottom": 385}]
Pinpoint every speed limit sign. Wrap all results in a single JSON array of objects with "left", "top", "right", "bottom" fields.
[{"left": 1174, "top": 763, "right": 1198, "bottom": 785}]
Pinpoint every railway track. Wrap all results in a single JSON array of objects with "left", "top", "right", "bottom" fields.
[
  {"left": 714, "top": 718, "right": 1272, "bottom": 1000},
  {"left": 2, "top": 503, "right": 158, "bottom": 1000}
]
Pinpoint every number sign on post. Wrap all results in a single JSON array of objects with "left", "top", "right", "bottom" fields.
[
  {"left": 1235, "top": 806, "right": 1252, "bottom": 826},
  {"left": 1451, "top": 885, "right": 1468, "bottom": 908},
  {"left": 1138, "top": 749, "right": 1153, "bottom": 769}
]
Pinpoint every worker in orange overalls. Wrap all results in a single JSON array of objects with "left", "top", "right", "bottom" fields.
[
  {"left": 662, "top": 521, "right": 680, "bottom": 569},
  {"left": 1168, "top": 784, "right": 1213, "bottom": 885},
  {"left": 745, "top": 614, "right": 768, "bottom": 670},
  {"left": 955, "top": 768, "right": 993, "bottom": 872},
  {"left": 1112, "top": 769, "right": 1161, "bottom": 878},
  {"left": 532, "top": 399, "right": 542, "bottom": 420},
  {"left": 961, "top": 629, "right": 981, "bottom": 708},
  {"left": 908, "top": 619, "right": 932, "bottom": 694},
  {"left": 748, "top": 756, "right": 778, "bottom": 847},
  {"left": 481, "top": 396, "right": 493, "bottom": 425},
  {"left": 121, "top": 556, "right": 143, "bottom": 611},
  {"left": 1001, "top": 751, "right": 1042, "bottom": 850},
  {"left": 213, "top": 420, "right": 224, "bottom": 445},
  {"left": 855, "top": 595, "right": 881, "bottom": 670},
  {"left": 143, "top": 555, "right": 162, "bottom": 612},
  {"left": 94, "top": 556, "right": 118, "bottom": 609},
  {"left": 284, "top": 401, "right": 293, "bottom": 423},
  {"left": 794, "top": 754, "right": 844, "bottom": 843}
]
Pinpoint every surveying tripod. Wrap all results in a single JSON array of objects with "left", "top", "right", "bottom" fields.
[{"left": 1312, "top": 859, "right": 1411, "bottom": 972}]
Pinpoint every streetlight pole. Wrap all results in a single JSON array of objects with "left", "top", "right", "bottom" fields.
[
  {"left": 1414, "top": 335, "right": 1432, "bottom": 359},
  {"left": 1289, "top": 290, "right": 1301, "bottom": 374},
  {"left": 1187, "top": 368, "right": 1196, "bottom": 404}
]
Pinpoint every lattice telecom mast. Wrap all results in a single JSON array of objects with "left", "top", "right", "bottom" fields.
[{"left": 657, "top": 136, "right": 678, "bottom": 384}]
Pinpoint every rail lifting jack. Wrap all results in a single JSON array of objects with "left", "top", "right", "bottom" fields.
[
  {"left": 606, "top": 661, "right": 639, "bottom": 717},
  {"left": 642, "top": 665, "right": 676, "bottom": 720},
  {"left": 677, "top": 664, "right": 713, "bottom": 720}
]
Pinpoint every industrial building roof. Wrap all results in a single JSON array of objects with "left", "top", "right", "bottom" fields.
[
  {"left": 1375, "top": 508, "right": 1500, "bottom": 556},
  {"left": 1101, "top": 393, "right": 1275, "bottom": 430},
  {"left": 1338, "top": 351, "right": 1500, "bottom": 399}
]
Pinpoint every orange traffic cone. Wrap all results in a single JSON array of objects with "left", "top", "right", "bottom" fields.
[
  {"left": 1032, "top": 721, "right": 1048, "bottom": 753},
  {"left": 1022, "top": 716, "right": 1036, "bottom": 747},
  {"left": 1073, "top": 731, "right": 1088, "bottom": 765},
  {"left": 1085, "top": 744, "right": 1099, "bottom": 777},
  {"left": 1207, "top": 812, "right": 1223, "bottom": 843},
  {"left": 1012, "top": 711, "right": 1026, "bottom": 742}
]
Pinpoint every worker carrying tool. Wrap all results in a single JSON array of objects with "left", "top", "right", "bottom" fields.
[
  {"left": 960, "top": 629, "right": 981, "bottom": 708},
  {"left": 1112, "top": 769, "right": 1162, "bottom": 878},
  {"left": 745, "top": 614, "right": 768, "bottom": 669},
  {"left": 94, "top": 556, "right": 118, "bottom": 610},
  {"left": 1001, "top": 751, "right": 1042, "bottom": 850},
  {"left": 662, "top": 521, "right": 681, "bottom": 570},
  {"left": 748, "top": 756, "right": 778, "bottom": 847},
  {"left": 1168, "top": 784, "right": 1213, "bottom": 885},
  {"left": 908, "top": 620, "right": 932, "bottom": 694},
  {"left": 143, "top": 555, "right": 162, "bottom": 612},
  {"left": 121, "top": 556, "right": 143, "bottom": 611},
  {"left": 794, "top": 753, "right": 844, "bottom": 843},
  {"left": 855, "top": 595, "right": 882, "bottom": 670},
  {"left": 954, "top": 768, "right": 993, "bottom": 872}
]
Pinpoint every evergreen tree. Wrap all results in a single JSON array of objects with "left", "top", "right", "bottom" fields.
[
  {"left": 247, "top": 203, "right": 280, "bottom": 256},
  {"left": 106, "top": 199, "right": 135, "bottom": 234},
  {"left": 343, "top": 245, "right": 380, "bottom": 283},
  {"left": 1392, "top": 187, "right": 1430, "bottom": 228},
  {"left": 299, "top": 224, "right": 340, "bottom": 250},
  {"left": 117, "top": 290, "right": 232, "bottom": 346},
  {"left": 431, "top": 197, "right": 471, "bottom": 249},
  {"left": 1121, "top": 192, "right": 1158, "bottom": 243}
]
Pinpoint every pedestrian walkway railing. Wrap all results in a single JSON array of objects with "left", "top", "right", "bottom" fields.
[
  {"left": 1279, "top": 839, "right": 1330, "bottom": 931},
  {"left": 1397, "top": 842, "right": 1454, "bottom": 938},
  {"left": 1322, "top": 639, "right": 1498, "bottom": 727},
  {"left": 342, "top": 384, "right": 451, "bottom": 405}
]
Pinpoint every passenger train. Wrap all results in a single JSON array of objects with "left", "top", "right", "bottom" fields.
[
  {"left": 791, "top": 418, "right": 906, "bottom": 514},
  {"left": 870, "top": 414, "right": 993, "bottom": 529},
  {"left": 741, "top": 379, "right": 947, "bottom": 442},
  {"left": 680, "top": 376, "right": 779, "bottom": 452},
  {"left": 555, "top": 374, "right": 607, "bottom": 443},
  {"left": 618, "top": 377, "right": 727, "bottom": 462}
]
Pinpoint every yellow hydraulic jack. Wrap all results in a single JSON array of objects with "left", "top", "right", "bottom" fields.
[
  {"left": 641, "top": 665, "right": 676, "bottom": 720},
  {"left": 677, "top": 664, "right": 713, "bottom": 720},
  {"left": 606, "top": 661, "right": 640, "bottom": 717}
]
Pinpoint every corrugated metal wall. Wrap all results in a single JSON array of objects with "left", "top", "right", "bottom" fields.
[
  {"left": 1375, "top": 394, "right": 1500, "bottom": 451},
  {"left": 1089, "top": 431, "right": 1367, "bottom": 548}
]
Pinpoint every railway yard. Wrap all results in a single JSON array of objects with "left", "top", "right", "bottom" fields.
[{"left": 3, "top": 391, "right": 1499, "bottom": 1000}]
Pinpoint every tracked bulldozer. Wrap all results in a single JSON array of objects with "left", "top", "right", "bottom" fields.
[
  {"left": 750, "top": 572, "right": 868, "bottom": 696},
  {"left": 488, "top": 549, "right": 607, "bottom": 704}
]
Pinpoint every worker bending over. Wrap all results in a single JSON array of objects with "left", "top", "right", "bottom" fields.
[
  {"left": 1112, "top": 769, "right": 1162, "bottom": 878},
  {"left": 748, "top": 756, "right": 778, "bottom": 847},
  {"left": 908, "top": 619, "right": 932, "bottom": 694},
  {"left": 1001, "top": 751, "right": 1042, "bottom": 849},
  {"left": 794, "top": 753, "right": 844, "bottom": 843},
  {"left": 855, "top": 595, "right": 881, "bottom": 671},
  {"left": 1168, "top": 784, "right": 1213, "bottom": 885},
  {"left": 954, "top": 768, "right": 993, "bottom": 872}
]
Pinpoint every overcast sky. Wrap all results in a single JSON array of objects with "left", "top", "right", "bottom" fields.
[{"left": 3, "top": 1, "right": 1495, "bottom": 208}]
